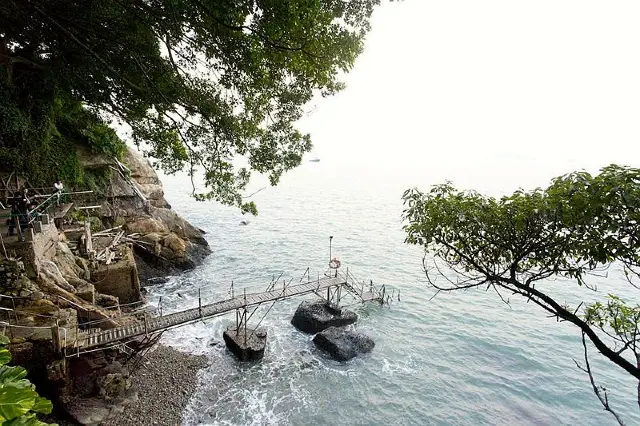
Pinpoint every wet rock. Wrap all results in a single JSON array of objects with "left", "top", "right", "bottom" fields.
[
  {"left": 146, "top": 276, "right": 169, "bottom": 285},
  {"left": 312, "top": 326, "right": 375, "bottom": 361},
  {"left": 291, "top": 301, "right": 357, "bottom": 334},
  {"left": 223, "top": 325, "right": 266, "bottom": 361}
]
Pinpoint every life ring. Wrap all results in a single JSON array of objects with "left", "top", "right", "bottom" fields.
[{"left": 329, "top": 258, "right": 341, "bottom": 269}]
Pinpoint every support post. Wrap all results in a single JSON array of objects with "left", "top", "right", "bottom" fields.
[
  {"left": 11, "top": 298, "right": 17, "bottom": 326},
  {"left": 329, "top": 235, "right": 333, "bottom": 266},
  {"left": 84, "top": 221, "right": 93, "bottom": 253},
  {"left": 198, "top": 288, "right": 202, "bottom": 318},
  {"left": 243, "top": 308, "right": 247, "bottom": 346},
  {"left": 52, "top": 320, "right": 61, "bottom": 353}
]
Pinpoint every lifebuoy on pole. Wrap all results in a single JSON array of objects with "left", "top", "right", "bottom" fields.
[{"left": 329, "top": 258, "right": 341, "bottom": 269}]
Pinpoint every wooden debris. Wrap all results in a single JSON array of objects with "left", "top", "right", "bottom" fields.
[{"left": 93, "top": 225, "right": 123, "bottom": 237}]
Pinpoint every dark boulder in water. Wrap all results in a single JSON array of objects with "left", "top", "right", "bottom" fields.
[
  {"left": 223, "top": 325, "right": 266, "bottom": 361},
  {"left": 313, "top": 326, "right": 374, "bottom": 361},
  {"left": 291, "top": 301, "right": 357, "bottom": 334}
]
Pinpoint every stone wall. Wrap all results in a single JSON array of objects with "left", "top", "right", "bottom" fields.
[{"left": 13, "top": 221, "right": 59, "bottom": 279}]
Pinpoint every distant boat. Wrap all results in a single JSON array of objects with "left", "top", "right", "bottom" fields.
[{"left": 309, "top": 158, "right": 320, "bottom": 163}]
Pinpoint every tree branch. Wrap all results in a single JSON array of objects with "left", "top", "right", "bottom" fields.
[{"left": 573, "top": 332, "right": 626, "bottom": 425}]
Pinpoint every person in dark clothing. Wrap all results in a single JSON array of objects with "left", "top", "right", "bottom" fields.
[
  {"left": 8, "top": 191, "right": 26, "bottom": 238},
  {"left": 7, "top": 192, "right": 19, "bottom": 236}
]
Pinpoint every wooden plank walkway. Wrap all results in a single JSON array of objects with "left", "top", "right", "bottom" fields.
[
  {"left": 69, "top": 275, "right": 356, "bottom": 352},
  {"left": 53, "top": 203, "right": 74, "bottom": 219}
]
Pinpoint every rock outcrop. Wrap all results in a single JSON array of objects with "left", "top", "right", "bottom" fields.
[
  {"left": 77, "top": 147, "right": 211, "bottom": 282},
  {"left": 60, "top": 354, "right": 137, "bottom": 426},
  {"left": 223, "top": 325, "right": 267, "bottom": 361},
  {"left": 312, "top": 326, "right": 375, "bottom": 361},
  {"left": 291, "top": 301, "right": 357, "bottom": 334}
]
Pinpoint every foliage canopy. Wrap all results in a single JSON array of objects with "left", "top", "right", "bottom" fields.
[
  {"left": 1, "top": 0, "right": 381, "bottom": 212},
  {"left": 403, "top": 165, "right": 640, "bottom": 422}
]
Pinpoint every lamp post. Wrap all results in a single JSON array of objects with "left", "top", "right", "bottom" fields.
[{"left": 329, "top": 235, "right": 333, "bottom": 265}]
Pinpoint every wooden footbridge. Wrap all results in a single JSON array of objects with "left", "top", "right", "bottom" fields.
[{"left": 52, "top": 269, "right": 391, "bottom": 357}]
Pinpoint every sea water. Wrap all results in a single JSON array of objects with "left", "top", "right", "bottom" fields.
[{"left": 146, "top": 162, "right": 640, "bottom": 426}]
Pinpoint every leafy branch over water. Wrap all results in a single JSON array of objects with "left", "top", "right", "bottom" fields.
[{"left": 403, "top": 164, "right": 640, "bottom": 424}]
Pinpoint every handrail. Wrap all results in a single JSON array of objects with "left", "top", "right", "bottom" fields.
[{"left": 27, "top": 192, "right": 58, "bottom": 224}]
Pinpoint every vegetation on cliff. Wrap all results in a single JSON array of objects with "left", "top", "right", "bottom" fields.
[
  {"left": 403, "top": 165, "right": 640, "bottom": 424},
  {"left": 1, "top": 0, "right": 382, "bottom": 213}
]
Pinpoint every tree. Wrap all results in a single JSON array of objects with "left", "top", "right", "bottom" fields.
[
  {"left": 402, "top": 165, "right": 640, "bottom": 425},
  {"left": 0, "top": 0, "right": 382, "bottom": 213},
  {"left": 0, "top": 335, "right": 56, "bottom": 425}
]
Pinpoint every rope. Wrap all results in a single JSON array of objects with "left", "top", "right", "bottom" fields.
[
  {"left": 0, "top": 306, "right": 59, "bottom": 319},
  {"left": 0, "top": 321, "right": 55, "bottom": 330}
]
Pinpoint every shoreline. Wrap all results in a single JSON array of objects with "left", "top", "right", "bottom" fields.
[
  {"left": 44, "top": 344, "right": 208, "bottom": 426},
  {"left": 102, "top": 344, "right": 208, "bottom": 426}
]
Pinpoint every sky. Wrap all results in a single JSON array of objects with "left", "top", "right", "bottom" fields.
[{"left": 293, "top": 0, "right": 640, "bottom": 197}]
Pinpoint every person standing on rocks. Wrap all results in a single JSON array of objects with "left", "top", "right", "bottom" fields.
[
  {"left": 9, "top": 190, "right": 28, "bottom": 240},
  {"left": 54, "top": 178, "right": 64, "bottom": 204}
]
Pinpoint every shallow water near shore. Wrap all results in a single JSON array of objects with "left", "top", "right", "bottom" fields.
[{"left": 148, "top": 162, "right": 640, "bottom": 426}]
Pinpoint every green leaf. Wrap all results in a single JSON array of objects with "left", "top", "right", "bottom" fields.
[
  {"left": 0, "top": 335, "right": 10, "bottom": 346},
  {"left": 31, "top": 397, "right": 53, "bottom": 415},
  {"left": 0, "top": 349, "right": 12, "bottom": 366},
  {"left": 0, "top": 365, "right": 28, "bottom": 386},
  {"left": 0, "top": 385, "right": 38, "bottom": 421},
  {"left": 4, "top": 413, "right": 57, "bottom": 425}
]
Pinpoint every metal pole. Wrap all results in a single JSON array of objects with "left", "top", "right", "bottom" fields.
[
  {"left": 198, "top": 288, "right": 202, "bottom": 318},
  {"left": 243, "top": 309, "right": 247, "bottom": 346},
  {"left": 329, "top": 235, "right": 333, "bottom": 264}
]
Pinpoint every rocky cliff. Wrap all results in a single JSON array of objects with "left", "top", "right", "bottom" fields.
[
  {"left": 1, "top": 147, "right": 212, "bottom": 424},
  {"left": 77, "top": 146, "right": 212, "bottom": 282}
]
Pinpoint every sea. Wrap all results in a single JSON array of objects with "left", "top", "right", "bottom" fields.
[{"left": 141, "top": 160, "right": 640, "bottom": 426}]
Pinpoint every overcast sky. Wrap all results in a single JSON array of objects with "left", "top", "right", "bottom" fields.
[{"left": 294, "top": 0, "right": 640, "bottom": 196}]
